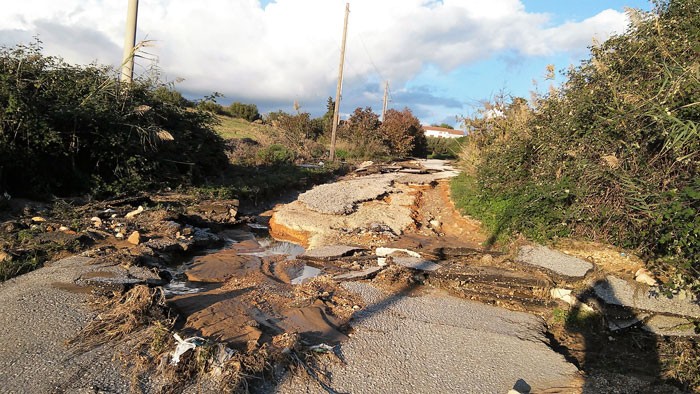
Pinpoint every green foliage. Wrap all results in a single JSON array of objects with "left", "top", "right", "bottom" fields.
[
  {"left": 197, "top": 100, "right": 225, "bottom": 115},
  {"left": 255, "top": 144, "right": 295, "bottom": 166},
  {"left": 228, "top": 102, "right": 260, "bottom": 122},
  {"left": 430, "top": 123, "right": 454, "bottom": 129},
  {"left": 453, "top": 0, "right": 700, "bottom": 290},
  {"left": 0, "top": 41, "right": 227, "bottom": 197},
  {"left": 426, "top": 136, "right": 465, "bottom": 159}
]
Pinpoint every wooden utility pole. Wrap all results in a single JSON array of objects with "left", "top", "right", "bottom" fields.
[
  {"left": 329, "top": 3, "right": 349, "bottom": 162},
  {"left": 120, "top": 0, "right": 139, "bottom": 84},
  {"left": 382, "top": 80, "right": 389, "bottom": 121}
]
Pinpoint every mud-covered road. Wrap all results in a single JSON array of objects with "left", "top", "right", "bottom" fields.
[{"left": 2, "top": 159, "right": 688, "bottom": 393}]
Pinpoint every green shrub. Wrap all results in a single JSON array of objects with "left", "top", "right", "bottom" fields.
[
  {"left": 427, "top": 136, "right": 465, "bottom": 159},
  {"left": 228, "top": 102, "right": 260, "bottom": 122},
  {"left": 454, "top": 0, "right": 700, "bottom": 290},
  {"left": 256, "top": 144, "right": 295, "bottom": 166},
  {"left": 0, "top": 41, "right": 227, "bottom": 198}
]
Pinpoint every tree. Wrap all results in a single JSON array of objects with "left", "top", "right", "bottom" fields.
[{"left": 381, "top": 108, "right": 427, "bottom": 157}]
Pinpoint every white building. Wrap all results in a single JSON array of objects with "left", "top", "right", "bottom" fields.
[{"left": 423, "top": 126, "right": 465, "bottom": 139}]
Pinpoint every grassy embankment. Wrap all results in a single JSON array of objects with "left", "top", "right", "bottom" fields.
[{"left": 451, "top": 0, "right": 699, "bottom": 292}]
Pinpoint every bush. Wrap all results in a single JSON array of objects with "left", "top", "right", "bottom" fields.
[
  {"left": 256, "top": 144, "right": 295, "bottom": 166},
  {"left": 197, "top": 100, "right": 226, "bottom": 115},
  {"left": 381, "top": 108, "right": 428, "bottom": 157},
  {"left": 228, "top": 102, "right": 260, "bottom": 122},
  {"left": 0, "top": 41, "right": 227, "bottom": 198},
  {"left": 454, "top": 0, "right": 700, "bottom": 291},
  {"left": 426, "top": 136, "right": 465, "bottom": 159}
]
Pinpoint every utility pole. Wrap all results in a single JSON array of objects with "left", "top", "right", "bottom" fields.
[
  {"left": 382, "top": 80, "right": 388, "bottom": 121},
  {"left": 329, "top": 3, "right": 349, "bottom": 162},
  {"left": 120, "top": 0, "right": 139, "bottom": 84}
]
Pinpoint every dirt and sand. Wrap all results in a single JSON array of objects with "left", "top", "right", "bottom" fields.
[{"left": 0, "top": 159, "right": 695, "bottom": 393}]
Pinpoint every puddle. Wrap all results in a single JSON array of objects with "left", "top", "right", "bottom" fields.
[
  {"left": 242, "top": 237, "right": 306, "bottom": 260},
  {"left": 51, "top": 282, "right": 95, "bottom": 294},
  {"left": 291, "top": 265, "right": 322, "bottom": 285}
]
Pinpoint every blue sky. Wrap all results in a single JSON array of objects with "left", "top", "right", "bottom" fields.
[{"left": 0, "top": 0, "right": 653, "bottom": 127}]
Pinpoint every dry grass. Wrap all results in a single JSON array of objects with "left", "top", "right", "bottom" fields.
[{"left": 68, "top": 285, "right": 172, "bottom": 352}]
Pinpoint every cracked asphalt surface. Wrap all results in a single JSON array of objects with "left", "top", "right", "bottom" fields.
[{"left": 277, "top": 282, "right": 580, "bottom": 393}]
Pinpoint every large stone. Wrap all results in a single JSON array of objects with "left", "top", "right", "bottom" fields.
[
  {"left": 642, "top": 315, "right": 698, "bottom": 336},
  {"left": 517, "top": 245, "right": 592, "bottom": 278},
  {"left": 127, "top": 231, "right": 141, "bottom": 245},
  {"left": 594, "top": 276, "right": 700, "bottom": 318},
  {"left": 303, "top": 245, "right": 364, "bottom": 260}
]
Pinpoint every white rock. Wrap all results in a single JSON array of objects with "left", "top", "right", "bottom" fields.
[
  {"left": 115, "top": 233, "right": 124, "bottom": 239},
  {"left": 31, "top": 216, "right": 46, "bottom": 223},
  {"left": 90, "top": 217, "right": 102, "bottom": 227},
  {"left": 377, "top": 257, "right": 387, "bottom": 266},
  {"left": 58, "top": 226, "right": 70, "bottom": 232},
  {"left": 429, "top": 219, "right": 441, "bottom": 229},
  {"left": 125, "top": 205, "right": 144, "bottom": 218},
  {"left": 634, "top": 268, "right": 658, "bottom": 286}
]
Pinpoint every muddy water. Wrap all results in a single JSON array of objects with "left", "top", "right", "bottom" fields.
[{"left": 160, "top": 224, "right": 356, "bottom": 350}]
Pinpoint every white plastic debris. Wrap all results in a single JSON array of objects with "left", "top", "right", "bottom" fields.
[
  {"left": 309, "top": 343, "right": 334, "bottom": 353},
  {"left": 170, "top": 333, "right": 205, "bottom": 365}
]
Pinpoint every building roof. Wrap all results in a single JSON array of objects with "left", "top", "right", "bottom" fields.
[{"left": 422, "top": 126, "right": 465, "bottom": 136}]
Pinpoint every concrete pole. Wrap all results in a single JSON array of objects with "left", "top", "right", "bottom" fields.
[
  {"left": 382, "top": 80, "right": 388, "bottom": 121},
  {"left": 120, "top": 0, "right": 139, "bottom": 84},
  {"left": 329, "top": 3, "right": 349, "bottom": 162}
]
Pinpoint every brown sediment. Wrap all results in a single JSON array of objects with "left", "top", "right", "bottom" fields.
[
  {"left": 268, "top": 216, "right": 311, "bottom": 249},
  {"left": 51, "top": 281, "right": 95, "bottom": 294},
  {"left": 185, "top": 250, "right": 262, "bottom": 283}
]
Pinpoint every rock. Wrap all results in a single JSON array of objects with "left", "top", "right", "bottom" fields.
[
  {"left": 334, "top": 266, "right": 383, "bottom": 281},
  {"left": 90, "top": 217, "right": 102, "bottom": 227},
  {"left": 607, "top": 314, "right": 648, "bottom": 332},
  {"left": 188, "top": 200, "right": 239, "bottom": 223},
  {"left": 193, "top": 228, "right": 220, "bottom": 246},
  {"left": 635, "top": 268, "right": 658, "bottom": 286},
  {"left": 31, "top": 216, "right": 46, "bottom": 223},
  {"left": 642, "top": 315, "right": 698, "bottom": 336},
  {"left": 115, "top": 232, "right": 124, "bottom": 239},
  {"left": 58, "top": 226, "right": 70, "bottom": 232},
  {"left": 144, "top": 238, "right": 183, "bottom": 253},
  {"left": 125, "top": 205, "right": 144, "bottom": 218},
  {"left": 594, "top": 276, "right": 700, "bottom": 318},
  {"left": 127, "top": 231, "right": 141, "bottom": 245},
  {"left": 391, "top": 256, "right": 441, "bottom": 271},
  {"left": 302, "top": 245, "right": 364, "bottom": 260},
  {"left": 376, "top": 247, "right": 421, "bottom": 258},
  {"left": 0, "top": 251, "right": 8, "bottom": 262},
  {"left": 429, "top": 219, "right": 441, "bottom": 229},
  {"left": 517, "top": 244, "right": 593, "bottom": 278},
  {"left": 480, "top": 254, "right": 494, "bottom": 264},
  {"left": 160, "top": 221, "right": 182, "bottom": 235}
]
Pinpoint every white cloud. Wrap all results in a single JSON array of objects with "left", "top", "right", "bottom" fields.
[{"left": 0, "top": 0, "right": 629, "bottom": 110}]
